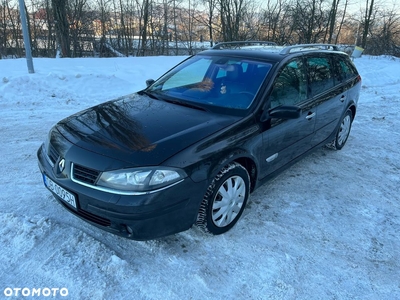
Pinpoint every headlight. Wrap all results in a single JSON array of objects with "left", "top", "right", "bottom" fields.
[{"left": 97, "top": 167, "right": 186, "bottom": 193}]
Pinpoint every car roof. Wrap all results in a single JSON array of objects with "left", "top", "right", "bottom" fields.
[{"left": 199, "top": 41, "right": 347, "bottom": 62}]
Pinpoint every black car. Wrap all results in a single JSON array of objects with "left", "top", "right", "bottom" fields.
[{"left": 37, "top": 42, "right": 361, "bottom": 240}]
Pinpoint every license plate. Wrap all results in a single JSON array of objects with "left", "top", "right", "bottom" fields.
[{"left": 43, "top": 174, "right": 77, "bottom": 209}]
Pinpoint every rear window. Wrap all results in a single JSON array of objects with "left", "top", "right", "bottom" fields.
[{"left": 338, "top": 57, "right": 358, "bottom": 81}]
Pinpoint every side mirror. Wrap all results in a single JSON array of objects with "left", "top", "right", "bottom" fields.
[
  {"left": 146, "top": 79, "right": 155, "bottom": 87},
  {"left": 261, "top": 105, "right": 301, "bottom": 122}
]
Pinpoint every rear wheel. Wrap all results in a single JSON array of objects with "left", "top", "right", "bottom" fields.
[
  {"left": 327, "top": 109, "right": 353, "bottom": 150},
  {"left": 196, "top": 162, "right": 250, "bottom": 235}
]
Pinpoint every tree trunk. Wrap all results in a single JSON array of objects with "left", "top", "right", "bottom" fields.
[
  {"left": 361, "top": 0, "right": 374, "bottom": 49},
  {"left": 140, "top": 0, "right": 149, "bottom": 56},
  {"left": 52, "top": 0, "right": 70, "bottom": 57}
]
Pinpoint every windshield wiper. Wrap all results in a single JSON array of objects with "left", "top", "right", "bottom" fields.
[
  {"left": 163, "top": 98, "right": 207, "bottom": 111},
  {"left": 141, "top": 90, "right": 207, "bottom": 111},
  {"left": 139, "top": 90, "right": 159, "bottom": 100}
]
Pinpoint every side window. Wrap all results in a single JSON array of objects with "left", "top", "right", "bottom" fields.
[
  {"left": 307, "top": 56, "right": 334, "bottom": 95},
  {"left": 338, "top": 57, "right": 358, "bottom": 82},
  {"left": 332, "top": 56, "right": 343, "bottom": 84},
  {"left": 270, "top": 58, "right": 307, "bottom": 108}
]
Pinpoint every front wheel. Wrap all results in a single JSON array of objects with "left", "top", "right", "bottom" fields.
[
  {"left": 196, "top": 162, "right": 250, "bottom": 235},
  {"left": 327, "top": 109, "right": 353, "bottom": 150}
]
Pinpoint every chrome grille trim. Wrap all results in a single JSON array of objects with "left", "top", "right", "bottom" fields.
[
  {"left": 48, "top": 144, "right": 59, "bottom": 164},
  {"left": 73, "top": 164, "right": 100, "bottom": 184},
  {"left": 43, "top": 144, "right": 55, "bottom": 167}
]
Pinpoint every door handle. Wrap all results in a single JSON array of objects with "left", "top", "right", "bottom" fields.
[
  {"left": 306, "top": 112, "right": 316, "bottom": 120},
  {"left": 340, "top": 95, "right": 346, "bottom": 102}
]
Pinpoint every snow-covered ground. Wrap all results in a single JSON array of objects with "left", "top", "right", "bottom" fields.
[{"left": 0, "top": 54, "right": 399, "bottom": 299}]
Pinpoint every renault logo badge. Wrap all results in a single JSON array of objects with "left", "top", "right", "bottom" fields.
[{"left": 58, "top": 159, "right": 65, "bottom": 172}]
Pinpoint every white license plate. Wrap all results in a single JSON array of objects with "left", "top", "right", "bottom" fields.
[{"left": 43, "top": 174, "right": 77, "bottom": 209}]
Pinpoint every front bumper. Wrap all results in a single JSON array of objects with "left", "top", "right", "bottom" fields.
[{"left": 37, "top": 144, "right": 207, "bottom": 240}]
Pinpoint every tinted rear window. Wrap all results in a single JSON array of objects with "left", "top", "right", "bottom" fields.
[{"left": 338, "top": 57, "right": 359, "bottom": 81}]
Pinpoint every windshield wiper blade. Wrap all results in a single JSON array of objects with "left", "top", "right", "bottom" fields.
[
  {"left": 140, "top": 90, "right": 159, "bottom": 100},
  {"left": 164, "top": 99, "right": 207, "bottom": 111},
  {"left": 141, "top": 90, "right": 207, "bottom": 111}
]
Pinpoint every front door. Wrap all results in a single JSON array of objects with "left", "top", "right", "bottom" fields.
[{"left": 259, "top": 57, "right": 317, "bottom": 179}]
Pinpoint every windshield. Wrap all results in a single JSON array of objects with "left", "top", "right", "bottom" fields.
[{"left": 147, "top": 55, "right": 272, "bottom": 112}]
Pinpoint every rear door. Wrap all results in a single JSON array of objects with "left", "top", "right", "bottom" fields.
[
  {"left": 306, "top": 54, "right": 347, "bottom": 145},
  {"left": 259, "top": 57, "right": 317, "bottom": 179}
]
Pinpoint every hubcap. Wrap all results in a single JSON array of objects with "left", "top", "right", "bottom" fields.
[
  {"left": 337, "top": 115, "right": 351, "bottom": 146},
  {"left": 212, "top": 176, "right": 246, "bottom": 227}
]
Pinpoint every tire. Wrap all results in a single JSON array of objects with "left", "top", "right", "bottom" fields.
[
  {"left": 327, "top": 109, "right": 353, "bottom": 150},
  {"left": 196, "top": 162, "right": 250, "bottom": 235}
]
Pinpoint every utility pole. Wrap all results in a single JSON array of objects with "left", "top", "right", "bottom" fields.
[{"left": 18, "top": 0, "right": 35, "bottom": 73}]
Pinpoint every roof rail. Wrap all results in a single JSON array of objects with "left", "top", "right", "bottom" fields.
[
  {"left": 280, "top": 44, "right": 339, "bottom": 54},
  {"left": 212, "top": 41, "right": 277, "bottom": 50}
]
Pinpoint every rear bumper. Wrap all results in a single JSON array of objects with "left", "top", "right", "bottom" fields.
[{"left": 37, "top": 144, "right": 207, "bottom": 240}]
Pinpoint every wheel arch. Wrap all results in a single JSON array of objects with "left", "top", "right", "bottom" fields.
[
  {"left": 233, "top": 157, "right": 257, "bottom": 193},
  {"left": 348, "top": 103, "right": 356, "bottom": 119},
  {"left": 208, "top": 150, "right": 259, "bottom": 194}
]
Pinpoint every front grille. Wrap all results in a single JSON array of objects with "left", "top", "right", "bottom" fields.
[
  {"left": 47, "top": 144, "right": 59, "bottom": 165},
  {"left": 76, "top": 208, "right": 111, "bottom": 227},
  {"left": 73, "top": 164, "right": 100, "bottom": 184}
]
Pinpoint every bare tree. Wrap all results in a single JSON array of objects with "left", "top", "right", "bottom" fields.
[
  {"left": 361, "top": 0, "right": 375, "bottom": 49},
  {"left": 1, "top": 0, "right": 400, "bottom": 58},
  {"left": 334, "top": 0, "right": 349, "bottom": 44},
  {"left": 68, "top": 0, "right": 91, "bottom": 57},
  {"left": 136, "top": 0, "right": 150, "bottom": 56},
  {"left": 291, "top": 0, "right": 329, "bottom": 43},
  {"left": 325, "top": 0, "right": 340, "bottom": 43},
  {"left": 0, "top": 2, "right": 4, "bottom": 57},
  {"left": 95, "top": 0, "right": 113, "bottom": 56},
  {"left": 52, "top": 0, "right": 70, "bottom": 57},
  {"left": 238, "top": 1, "right": 262, "bottom": 40},
  {"left": 172, "top": 0, "right": 179, "bottom": 54},
  {"left": 45, "top": 0, "right": 56, "bottom": 56},
  {"left": 178, "top": 0, "right": 199, "bottom": 54},
  {"left": 260, "top": 0, "right": 286, "bottom": 42},
  {"left": 3, "top": 0, "right": 23, "bottom": 57},
  {"left": 218, "top": 0, "right": 247, "bottom": 41},
  {"left": 368, "top": 7, "right": 400, "bottom": 55},
  {"left": 201, "top": 0, "right": 217, "bottom": 46}
]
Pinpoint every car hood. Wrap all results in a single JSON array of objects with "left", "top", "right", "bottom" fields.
[{"left": 56, "top": 93, "right": 239, "bottom": 166}]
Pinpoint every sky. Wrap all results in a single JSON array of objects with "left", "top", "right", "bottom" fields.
[{"left": 0, "top": 54, "right": 399, "bottom": 299}]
